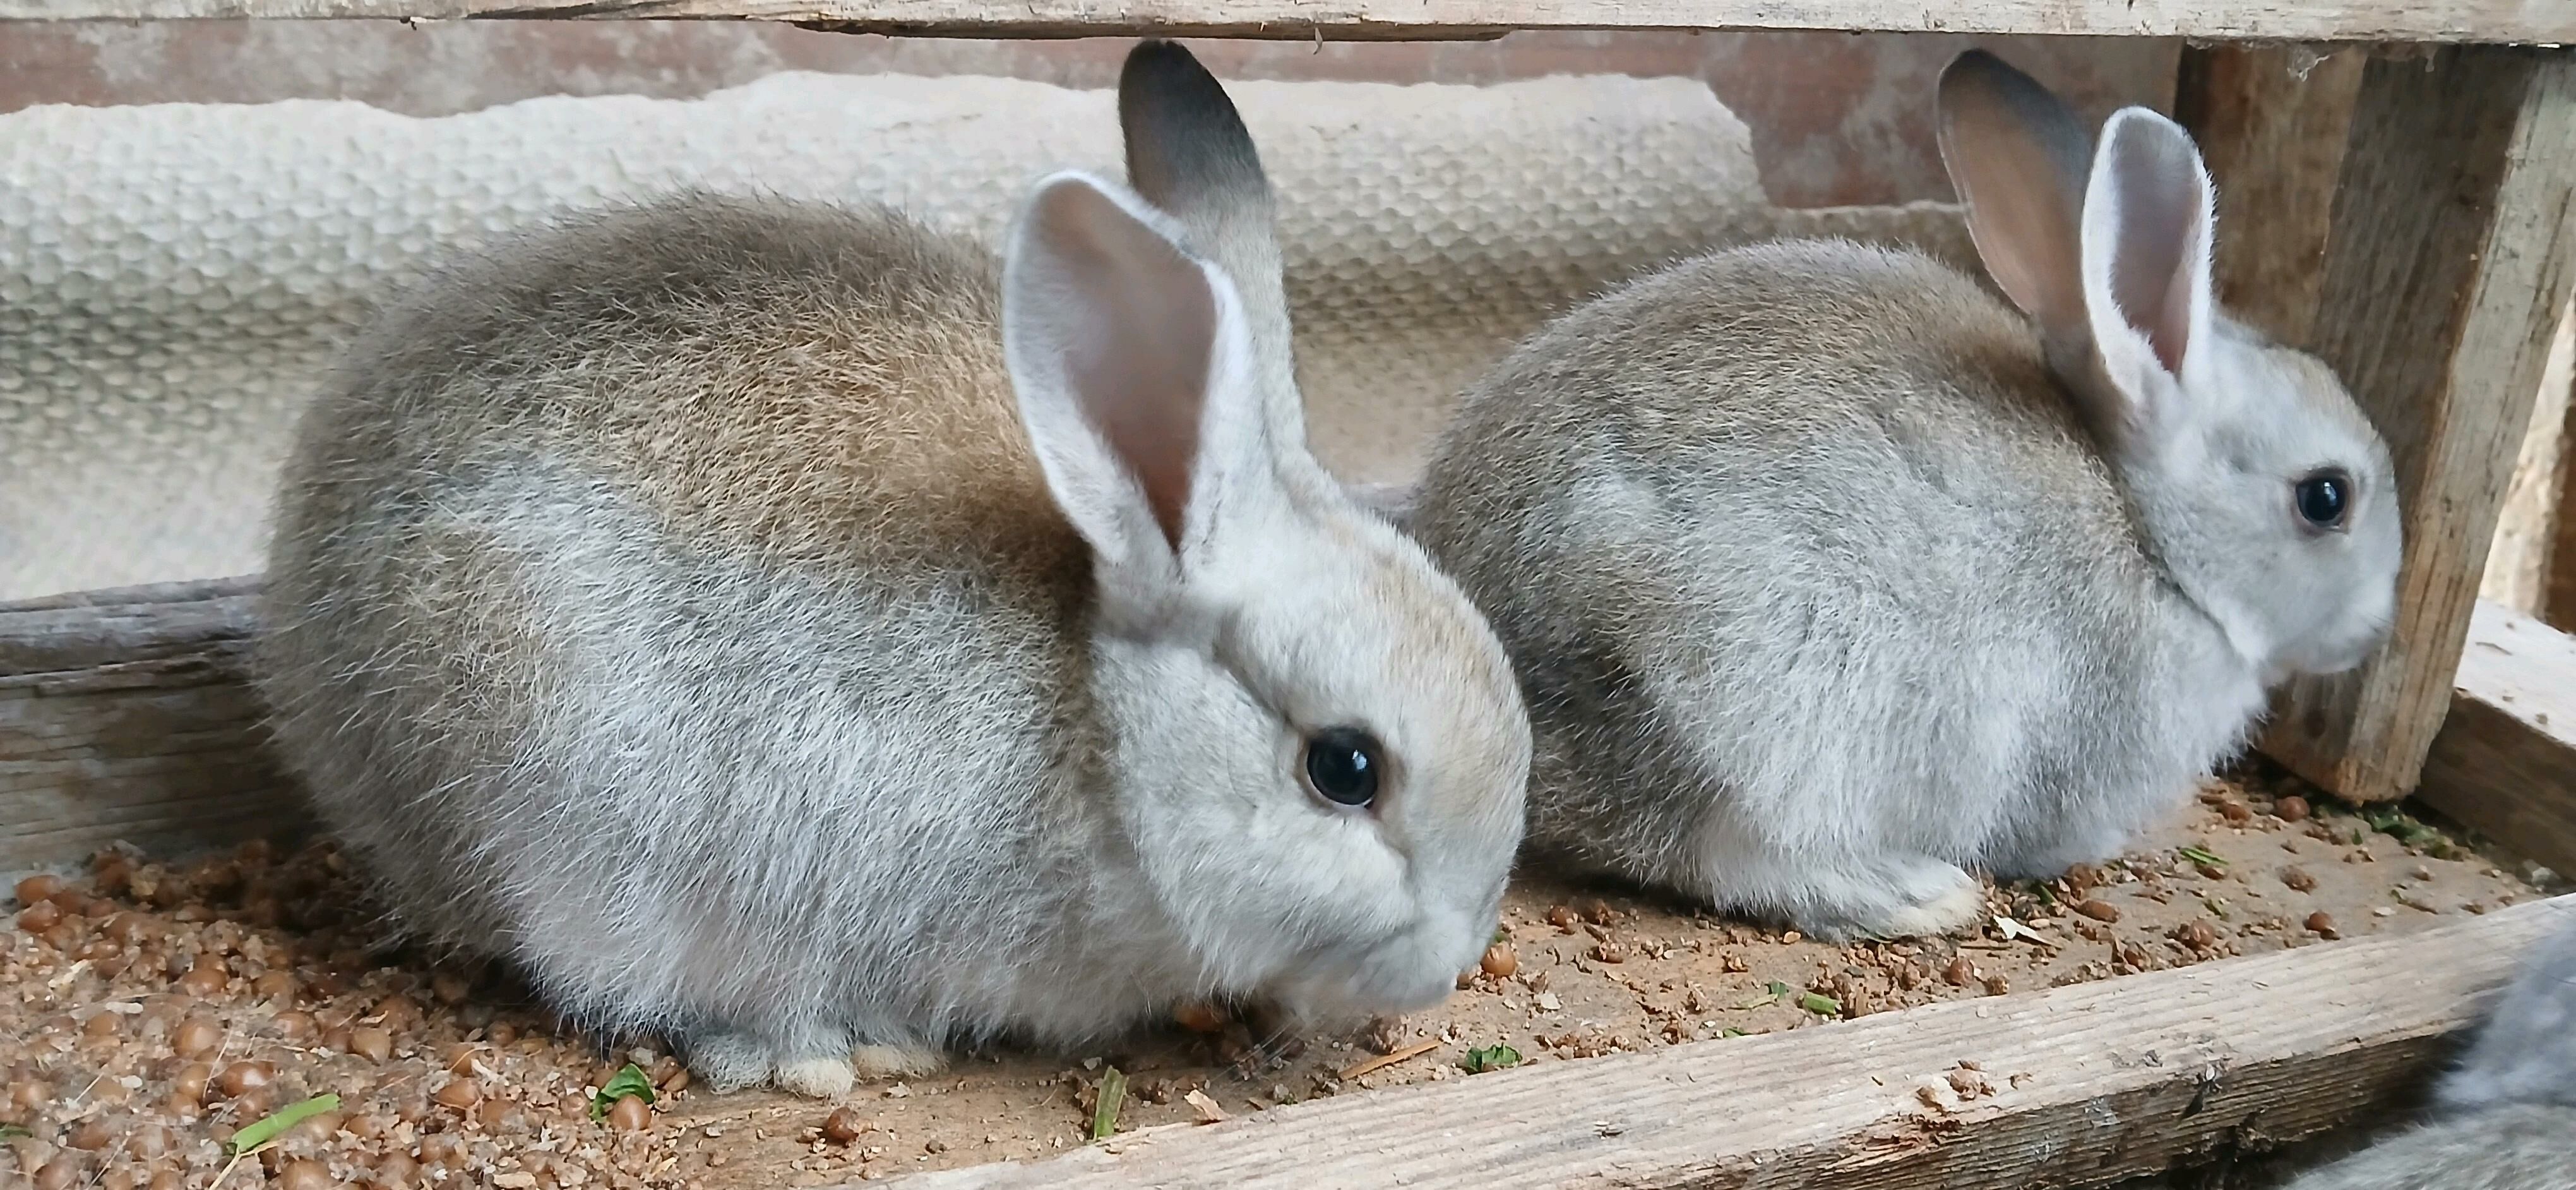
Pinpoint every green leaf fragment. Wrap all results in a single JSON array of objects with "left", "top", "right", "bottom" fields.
[
  {"left": 227, "top": 1093, "right": 341, "bottom": 1158},
  {"left": 2178, "top": 846, "right": 2227, "bottom": 867},
  {"left": 2361, "top": 808, "right": 2442, "bottom": 846},
  {"left": 0, "top": 1122, "right": 30, "bottom": 1141},
  {"left": 1798, "top": 992, "right": 1840, "bottom": 1016},
  {"left": 1720, "top": 1028, "right": 1747, "bottom": 1038},
  {"left": 1461, "top": 1044, "right": 1522, "bottom": 1073},
  {"left": 1764, "top": 981, "right": 1791, "bottom": 997},
  {"left": 1090, "top": 1067, "right": 1126, "bottom": 1141},
  {"left": 591, "top": 1064, "right": 657, "bottom": 1121}
]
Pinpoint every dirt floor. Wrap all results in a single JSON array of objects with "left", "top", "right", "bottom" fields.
[{"left": 3, "top": 762, "right": 2556, "bottom": 1189}]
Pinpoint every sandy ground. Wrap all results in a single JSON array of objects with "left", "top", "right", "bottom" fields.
[{"left": 1, "top": 762, "right": 2550, "bottom": 1189}]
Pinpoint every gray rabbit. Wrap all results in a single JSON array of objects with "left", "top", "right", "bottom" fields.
[
  {"left": 254, "top": 41, "right": 1530, "bottom": 1097},
  {"left": 2282, "top": 914, "right": 2576, "bottom": 1190},
  {"left": 1407, "top": 50, "right": 2401, "bottom": 939}
]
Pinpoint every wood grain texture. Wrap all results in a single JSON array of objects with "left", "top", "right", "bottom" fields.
[
  {"left": 2258, "top": 47, "right": 2576, "bottom": 802},
  {"left": 2175, "top": 43, "right": 2366, "bottom": 346},
  {"left": 1, "top": 0, "right": 2573, "bottom": 42},
  {"left": 0, "top": 576, "right": 301, "bottom": 872},
  {"left": 2421, "top": 601, "right": 2576, "bottom": 879},
  {"left": 881, "top": 896, "right": 2576, "bottom": 1190}
]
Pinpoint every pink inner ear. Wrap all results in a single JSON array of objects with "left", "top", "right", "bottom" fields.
[
  {"left": 2101, "top": 124, "right": 2203, "bottom": 377},
  {"left": 2152, "top": 238, "right": 2197, "bottom": 376},
  {"left": 1034, "top": 183, "right": 1217, "bottom": 551},
  {"left": 1936, "top": 52, "right": 2099, "bottom": 358}
]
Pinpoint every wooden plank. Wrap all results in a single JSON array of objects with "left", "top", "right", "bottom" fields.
[
  {"left": 2174, "top": 43, "right": 2366, "bottom": 346},
  {"left": 2421, "top": 601, "right": 2576, "bottom": 879},
  {"left": 878, "top": 896, "right": 2576, "bottom": 1190},
  {"left": 0, "top": 577, "right": 301, "bottom": 872},
  {"left": 1, "top": 0, "right": 2573, "bottom": 44},
  {"left": 2253, "top": 47, "right": 2576, "bottom": 802}
]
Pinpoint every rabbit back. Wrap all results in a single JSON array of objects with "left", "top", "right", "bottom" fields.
[
  {"left": 1413, "top": 239, "right": 2260, "bottom": 898},
  {"left": 2440, "top": 917, "right": 2576, "bottom": 1113},
  {"left": 259, "top": 196, "right": 1141, "bottom": 1049},
  {"left": 2279, "top": 1104, "right": 2576, "bottom": 1190},
  {"left": 2282, "top": 917, "right": 2576, "bottom": 1190}
]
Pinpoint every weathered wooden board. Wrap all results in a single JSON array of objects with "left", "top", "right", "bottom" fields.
[
  {"left": 1, "top": 0, "right": 2573, "bottom": 44},
  {"left": 0, "top": 576, "right": 299, "bottom": 872},
  {"left": 2251, "top": 47, "right": 2576, "bottom": 802},
  {"left": 2175, "top": 42, "right": 2366, "bottom": 347},
  {"left": 881, "top": 896, "right": 2576, "bottom": 1190},
  {"left": 2420, "top": 601, "right": 2576, "bottom": 879}
]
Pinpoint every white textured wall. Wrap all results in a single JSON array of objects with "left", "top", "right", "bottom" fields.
[{"left": 9, "top": 72, "right": 1962, "bottom": 599}]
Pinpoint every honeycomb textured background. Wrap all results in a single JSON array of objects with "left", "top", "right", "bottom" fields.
[{"left": 0, "top": 72, "right": 1965, "bottom": 599}]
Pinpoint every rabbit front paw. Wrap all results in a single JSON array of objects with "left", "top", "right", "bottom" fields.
[{"left": 1698, "top": 854, "right": 1985, "bottom": 941}]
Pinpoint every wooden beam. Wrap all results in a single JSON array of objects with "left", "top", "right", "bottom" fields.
[
  {"left": 2421, "top": 601, "right": 2576, "bottom": 879},
  {"left": 0, "top": 577, "right": 297, "bottom": 872},
  {"left": 2174, "top": 43, "right": 2366, "bottom": 346},
  {"left": 878, "top": 896, "right": 2576, "bottom": 1190},
  {"left": 2245, "top": 47, "right": 2576, "bottom": 802},
  {"left": 0, "top": 0, "right": 2573, "bottom": 44}
]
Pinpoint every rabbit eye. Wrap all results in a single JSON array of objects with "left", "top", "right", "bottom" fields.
[
  {"left": 2294, "top": 470, "right": 2351, "bottom": 530},
  {"left": 1301, "top": 728, "right": 1383, "bottom": 808}
]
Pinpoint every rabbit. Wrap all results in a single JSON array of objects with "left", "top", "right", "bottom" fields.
[
  {"left": 254, "top": 39, "right": 1530, "bottom": 1098},
  {"left": 1404, "top": 48, "right": 2402, "bottom": 941},
  {"left": 2281, "top": 913, "right": 2576, "bottom": 1190}
]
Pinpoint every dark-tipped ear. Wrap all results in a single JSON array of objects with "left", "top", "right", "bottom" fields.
[
  {"left": 1118, "top": 39, "right": 1301, "bottom": 437},
  {"left": 1003, "top": 172, "right": 1246, "bottom": 570},
  {"left": 1937, "top": 50, "right": 2095, "bottom": 362},
  {"left": 1121, "top": 40, "right": 1272, "bottom": 239}
]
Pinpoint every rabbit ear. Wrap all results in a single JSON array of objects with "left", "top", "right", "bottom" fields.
[
  {"left": 1002, "top": 171, "right": 1267, "bottom": 583},
  {"left": 2078, "top": 108, "right": 2219, "bottom": 431},
  {"left": 1937, "top": 49, "right": 2095, "bottom": 364},
  {"left": 1118, "top": 39, "right": 1304, "bottom": 447}
]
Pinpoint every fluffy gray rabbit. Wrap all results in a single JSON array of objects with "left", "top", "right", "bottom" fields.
[
  {"left": 2282, "top": 913, "right": 2576, "bottom": 1190},
  {"left": 1407, "top": 49, "right": 2401, "bottom": 939},
  {"left": 255, "top": 40, "right": 1530, "bottom": 1098}
]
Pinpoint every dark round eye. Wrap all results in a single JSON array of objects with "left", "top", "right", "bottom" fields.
[
  {"left": 2295, "top": 471, "right": 2350, "bottom": 529},
  {"left": 1302, "top": 728, "right": 1383, "bottom": 808}
]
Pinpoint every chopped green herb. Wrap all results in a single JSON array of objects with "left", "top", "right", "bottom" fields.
[
  {"left": 1720, "top": 1028, "right": 1747, "bottom": 1038},
  {"left": 1797, "top": 992, "right": 1841, "bottom": 1016},
  {"left": 2178, "top": 846, "right": 2227, "bottom": 867},
  {"left": 1493, "top": 927, "right": 1510, "bottom": 945},
  {"left": 2362, "top": 808, "right": 2442, "bottom": 846},
  {"left": 227, "top": 1093, "right": 341, "bottom": 1158},
  {"left": 591, "top": 1064, "right": 657, "bottom": 1121},
  {"left": 1765, "top": 980, "right": 1791, "bottom": 997},
  {"left": 1461, "top": 1044, "right": 1522, "bottom": 1073},
  {"left": 1090, "top": 1067, "right": 1126, "bottom": 1140},
  {"left": 0, "top": 1122, "right": 28, "bottom": 1141}
]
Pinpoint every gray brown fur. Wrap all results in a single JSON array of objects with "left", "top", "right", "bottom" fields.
[{"left": 257, "top": 42, "right": 1529, "bottom": 1098}]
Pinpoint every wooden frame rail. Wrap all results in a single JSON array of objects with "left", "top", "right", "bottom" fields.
[
  {"left": 1, "top": 0, "right": 2573, "bottom": 44},
  {"left": 885, "top": 896, "right": 2576, "bottom": 1189}
]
